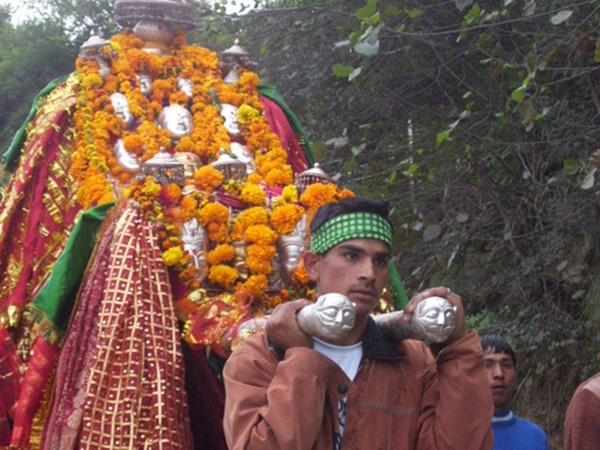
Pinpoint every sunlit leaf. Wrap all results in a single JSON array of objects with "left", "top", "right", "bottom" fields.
[
  {"left": 511, "top": 86, "right": 526, "bottom": 103},
  {"left": 464, "top": 4, "right": 481, "bottom": 25},
  {"left": 550, "top": 10, "right": 573, "bottom": 25},
  {"left": 436, "top": 129, "right": 452, "bottom": 145},
  {"left": 348, "top": 66, "right": 363, "bottom": 81},
  {"left": 580, "top": 168, "right": 597, "bottom": 190},
  {"left": 407, "top": 8, "right": 423, "bottom": 19},
  {"left": 356, "top": 0, "right": 378, "bottom": 20},
  {"left": 331, "top": 63, "right": 355, "bottom": 78}
]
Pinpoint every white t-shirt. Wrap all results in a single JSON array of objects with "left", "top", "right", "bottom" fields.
[{"left": 313, "top": 338, "right": 363, "bottom": 449}]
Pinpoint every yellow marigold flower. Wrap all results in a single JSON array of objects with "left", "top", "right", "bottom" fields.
[
  {"left": 240, "top": 183, "right": 266, "bottom": 206},
  {"left": 142, "top": 178, "right": 162, "bottom": 197},
  {"left": 282, "top": 185, "right": 299, "bottom": 203},
  {"left": 244, "top": 225, "right": 278, "bottom": 245},
  {"left": 81, "top": 73, "right": 103, "bottom": 90},
  {"left": 271, "top": 204, "right": 305, "bottom": 235},
  {"left": 238, "top": 104, "right": 260, "bottom": 126},
  {"left": 207, "top": 244, "right": 236, "bottom": 266},
  {"left": 163, "top": 246, "right": 185, "bottom": 267},
  {"left": 209, "top": 264, "right": 239, "bottom": 289}
]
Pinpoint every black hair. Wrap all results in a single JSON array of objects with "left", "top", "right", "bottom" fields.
[
  {"left": 310, "top": 197, "right": 392, "bottom": 234},
  {"left": 481, "top": 334, "right": 517, "bottom": 366}
]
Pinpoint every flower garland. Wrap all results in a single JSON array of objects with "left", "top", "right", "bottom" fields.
[{"left": 71, "top": 30, "right": 355, "bottom": 348}]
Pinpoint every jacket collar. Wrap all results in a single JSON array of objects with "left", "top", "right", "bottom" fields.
[{"left": 362, "top": 317, "right": 405, "bottom": 360}]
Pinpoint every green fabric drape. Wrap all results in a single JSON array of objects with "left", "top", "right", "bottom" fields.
[
  {"left": 3, "top": 74, "right": 71, "bottom": 169},
  {"left": 258, "top": 85, "right": 316, "bottom": 165},
  {"left": 33, "top": 202, "right": 115, "bottom": 334}
]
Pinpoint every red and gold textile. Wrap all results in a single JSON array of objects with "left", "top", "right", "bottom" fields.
[
  {"left": 0, "top": 75, "right": 80, "bottom": 316},
  {"left": 42, "top": 203, "right": 192, "bottom": 449}
]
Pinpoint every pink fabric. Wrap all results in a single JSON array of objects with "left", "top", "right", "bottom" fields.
[
  {"left": 0, "top": 326, "right": 20, "bottom": 445},
  {"left": 260, "top": 95, "right": 310, "bottom": 174}
]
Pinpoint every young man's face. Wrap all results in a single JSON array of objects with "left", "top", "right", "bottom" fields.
[
  {"left": 305, "top": 238, "right": 390, "bottom": 319},
  {"left": 484, "top": 348, "right": 517, "bottom": 414}
]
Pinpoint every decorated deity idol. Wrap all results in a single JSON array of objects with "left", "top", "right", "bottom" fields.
[{"left": 0, "top": 1, "right": 381, "bottom": 449}]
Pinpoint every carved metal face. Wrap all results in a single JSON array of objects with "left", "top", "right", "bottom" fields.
[
  {"left": 110, "top": 93, "right": 134, "bottom": 127},
  {"left": 182, "top": 218, "right": 208, "bottom": 280},
  {"left": 230, "top": 142, "right": 255, "bottom": 174},
  {"left": 113, "top": 139, "right": 140, "bottom": 173},
  {"left": 314, "top": 293, "right": 356, "bottom": 339},
  {"left": 158, "top": 104, "right": 193, "bottom": 139},
  {"left": 413, "top": 296, "right": 457, "bottom": 343},
  {"left": 178, "top": 78, "right": 193, "bottom": 97},
  {"left": 278, "top": 235, "right": 304, "bottom": 278},
  {"left": 220, "top": 103, "right": 241, "bottom": 137},
  {"left": 137, "top": 74, "right": 152, "bottom": 95}
]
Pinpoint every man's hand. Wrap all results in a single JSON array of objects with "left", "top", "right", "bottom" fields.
[
  {"left": 402, "top": 286, "right": 467, "bottom": 348},
  {"left": 265, "top": 299, "right": 313, "bottom": 351}
]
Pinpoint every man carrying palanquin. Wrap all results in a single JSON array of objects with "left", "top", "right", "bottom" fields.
[
  {"left": 0, "top": 0, "right": 358, "bottom": 448},
  {"left": 223, "top": 197, "right": 494, "bottom": 450}
]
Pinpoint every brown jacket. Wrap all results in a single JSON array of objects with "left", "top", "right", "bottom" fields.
[
  {"left": 223, "top": 319, "right": 494, "bottom": 450},
  {"left": 564, "top": 372, "right": 600, "bottom": 450}
]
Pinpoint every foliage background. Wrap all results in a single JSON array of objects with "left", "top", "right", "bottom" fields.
[{"left": 1, "top": 0, "right": 599, "bottom": 446}]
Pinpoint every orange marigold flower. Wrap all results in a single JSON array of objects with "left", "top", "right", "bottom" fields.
[
  {"left": 162, "top": 183, "right": 182, "bottom": 205},
  {"left": 208, "top": 264, "right": 239, "bottom": 289},
  {"left": 271, "top": 204, "right": 305, "bottom": 235},
  {"left": 239, "top": 71, "right": 261, "bottom": 91},
  {"left": 244, "top": 225, "right": 278, "bottom": 245},
  {"left": 181, "top": 196, "right": 198, "bottom": 222},
  {"left": 300, "top": 183, "right": 339, "bottom": 211},
  {"left": 240, "top": 182, "right": 266, "bottom": 206},
  {"left": 239, "top": 274, "right": 269, "bottom": 299},
  {"left": 194, "top": 165, "right": 225, "bottom": 192},
  {"left": 198, "top": 202, "right": 229, "bottom": 227},
  {"left": 293, "top": 265, "right": 312, "bottom": 285},
  {"left": 207, "top": 244, "right": 236, "bottom": 266},
  {"left": 123, "top": 134, "right": 144, "bottom": 154},
  {"left": 264, "top": 166, "right": 294, "bottom": 188}
]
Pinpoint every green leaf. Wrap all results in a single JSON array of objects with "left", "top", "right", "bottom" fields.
[
  {"left": 402, "top": 163, "right": 420, "bottom": 178},
  {"left": 511, "top": 86, "right": 526, "bottom": 103},
  {"left": 436, "top": 129, "right": 452, "bottom": 145},
  {"left": 407, "top": 9, "right": 423, "bottom": 19},
  {"left": 356, "top": 0, "right": 378, "bottom": 21},
  {"left": 331, "top": 63, "right": 355, "bottom": 78},
  {"left": 464, "top": 4, "right": 481, "bottom": 25},
  {"left": 563, "top": 159, "right": 579, "bottom": 176}
]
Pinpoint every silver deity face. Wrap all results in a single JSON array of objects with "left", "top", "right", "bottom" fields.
[
  {"left": 315, "top": 293, "right": 355, "bottom": 339},
  {"left": 220, "top": 103, "right": 241, "bottom": 137},
  {"left": 137, "top": 74, "right": 152, "bottom": 95},
  {"left": 413, "top": 296, "right": 457, "bottom": 343},
  {"left": 182, "top": 218, "right": 208, "bottom": 280},
  {"left": 230, "top": 142, "right": 255, "bottom": 174},
  {"left": 113, "top": 138, "right": 140, "bottom": 173},
  {"left": 278, "top": 235, "right": 304, "bottom": 277},
  {"left": 110, "top": 93, "right": 134, "bottom": 127},
  {"left": 178, "top": 78, "right": 193, "bottom": 97},
  {"left": 158, "top": 104, "right": 193, "bottom": 139}
]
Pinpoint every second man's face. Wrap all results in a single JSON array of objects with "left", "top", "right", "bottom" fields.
[
  {"left": 305, "top": 238, "right": 390, "bottom": 319},
  {"left": 484, "top": 349, "right": 517, "bottom": 414}
]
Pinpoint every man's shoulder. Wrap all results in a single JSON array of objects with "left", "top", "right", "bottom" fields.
[
  {"left": 577, "top": 371, "right": 600, "bottom": 398},
  {"left": 510, "top": 415, "right": 549, "bottom": 446}
]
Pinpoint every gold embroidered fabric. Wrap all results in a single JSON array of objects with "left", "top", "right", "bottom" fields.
[{"left": 78, "top": 204, "right": 192, "bottom": 449}]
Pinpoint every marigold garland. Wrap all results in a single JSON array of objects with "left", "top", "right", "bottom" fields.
[{"left": 69, "top": 30, "right": 356, "bottom": 349}]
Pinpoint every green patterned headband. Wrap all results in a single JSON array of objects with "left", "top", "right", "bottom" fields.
[{"left": 311, "top": 212, "right": 393, "bottom": 254}]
